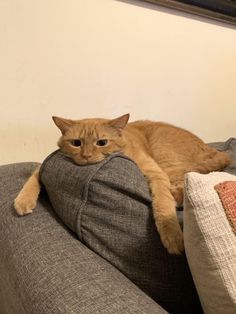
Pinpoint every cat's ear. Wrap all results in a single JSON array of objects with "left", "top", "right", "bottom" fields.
[
  {"left": 52, "top": 116, "right": 73, "bottom": 135},
  {"left": 109, "top": 114, "right": 130, "bottom": 130}
]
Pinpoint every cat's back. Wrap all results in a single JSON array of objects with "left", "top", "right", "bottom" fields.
[
  {"left": 127, "top": 120, "right": 202, "bottom": 145},
  {"left": 126, "top": 120, "right": 167, "bottom": 137},
  {"left": 125, "top": 119, "right": 230, "bottom": 174},
  {"left": 126, "top": 120, "right": 207, "bottom": 158}
]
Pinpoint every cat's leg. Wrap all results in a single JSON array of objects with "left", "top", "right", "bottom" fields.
[
  {"left": 14, "top": 166, "right": 41, "bottom": 216},
  {"left": 170, "top": 181, "right": 184, "bottom": 207},
  {"left": 169, "top": 172, "right": 186, "bottom": 207},
  {"left": 164, "top": 167, "right": 188, "bottom": 207},
  {"left": 134, "top": 155, "right": 184, "bottom": 254}
]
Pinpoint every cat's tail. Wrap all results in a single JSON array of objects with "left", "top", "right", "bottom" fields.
[
  {"left": 210, "top": 150, "right": 231, "bottom": 170},
  {"left": 193, "top": 149, "right": 231, "bottom": 174}
]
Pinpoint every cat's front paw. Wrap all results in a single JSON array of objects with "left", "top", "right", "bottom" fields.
[
  {"left": 159, "top": 222, "right": 184, "bottom": 255},
  {"left": 14, "top": 193, "right": 36, "bottom": 216}
]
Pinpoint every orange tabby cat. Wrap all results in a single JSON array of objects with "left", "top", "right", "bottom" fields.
[{"left": 14, "top": 114, "right": 230, "bottom": 254}]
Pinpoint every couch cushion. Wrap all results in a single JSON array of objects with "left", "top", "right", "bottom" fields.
[
  {"left": 0, "top": 162, "right": 167, "bottom": 314},
  {"left": 40, "top": 151, "right": 202, "bottom": 314},
  {"left": 40, "top": 138, "right": 236, "bottom": 314},
  {"left": 184, "top": 171, "right": 236, "bottom": 314},
  {"left": 208, "top": 137, "right": 236, "bottom": 175}
]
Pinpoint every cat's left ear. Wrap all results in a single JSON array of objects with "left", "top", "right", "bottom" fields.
[
  {"left": 52, "top": 116, "right": 73, "bottom": 135},
  {"left": 109, "top": 114, "right": 130, "bottom": 130}
]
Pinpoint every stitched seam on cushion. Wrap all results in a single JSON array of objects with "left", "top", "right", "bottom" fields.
[
  {"left": 40, "top": 150, "right": 83, "bottom": 234},
  {"left": 76, "top": 153, "right": 134, "bottom": 242}
]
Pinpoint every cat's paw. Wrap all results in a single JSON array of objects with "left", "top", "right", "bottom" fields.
[
  {"left": 14, "top": 193, "right": 36, "bottom": 216},
  {"left": 159, "top": 222, "right": 184, "bottom": 255}
]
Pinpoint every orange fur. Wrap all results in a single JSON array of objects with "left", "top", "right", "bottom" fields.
[{"left": 14, "top": 114, "right": 230, "bottom": 254}]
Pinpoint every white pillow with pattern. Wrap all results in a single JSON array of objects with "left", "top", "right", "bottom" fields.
[{"left": 184, "top": 172, "right": 236, "bottom": 314}]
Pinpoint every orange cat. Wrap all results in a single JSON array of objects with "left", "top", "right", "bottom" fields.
[{"left": 14, "top": 114, "right": 230, "bottom": 254}]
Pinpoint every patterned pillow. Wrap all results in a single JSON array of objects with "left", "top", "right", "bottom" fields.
[
  {"left": 184, "top": 171, "right": 236, "bottom": 314},
  {"left": 215, "top": 181, "right": 236, "bottom": 233}
]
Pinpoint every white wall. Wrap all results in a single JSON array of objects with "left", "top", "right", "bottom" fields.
[{"left": 1, "top": 0, "right": 236, "bottom": 165}]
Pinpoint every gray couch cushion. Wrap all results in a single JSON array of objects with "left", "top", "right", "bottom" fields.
[
  {"left": 40, "top": 151, "right": 204, "bottom": 314},
  {"left": 208, "top": 138, "right": 236, "bottom": 175},
  {"left": 0, "top": 163, "right": 167, "bottom": 314}
]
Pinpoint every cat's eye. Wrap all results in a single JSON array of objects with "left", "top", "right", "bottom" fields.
[
  {"left": 71, "top": 139, "right": 81, "bottom": 147},
  {"left": 96, "top": 139, "right": 108, "bottom": 147}
]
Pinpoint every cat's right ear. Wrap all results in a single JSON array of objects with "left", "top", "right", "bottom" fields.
[
  {"left": 109, "top": 114, "right": 130, "bottom": 130},
  {"left": 52, "top": 116, "right": 73, "bottom": 135}
]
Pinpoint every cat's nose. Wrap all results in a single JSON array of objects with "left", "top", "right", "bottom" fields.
[{"left": 82, "top": 152, "right": 92, "bottom": 160}]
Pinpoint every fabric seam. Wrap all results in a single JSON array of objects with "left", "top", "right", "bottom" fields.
[{"left": 76, "top": 153, "right": 134, "bottom": 241}]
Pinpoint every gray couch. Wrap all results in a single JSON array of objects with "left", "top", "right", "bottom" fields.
[
  {"left": 0, "top": 163, "right": 168, "bottom": 314},
  {"left": 1, "top": 139, "right": 235, "bottom": 314}
]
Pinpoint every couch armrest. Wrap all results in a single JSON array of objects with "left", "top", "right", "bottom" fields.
[{"left": 0, "top": 163, "right": 167, "bottom": 314}]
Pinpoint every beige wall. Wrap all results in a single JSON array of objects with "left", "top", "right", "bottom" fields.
[{"left": 1, "top": 0, "right": 236, "bottom": 165}]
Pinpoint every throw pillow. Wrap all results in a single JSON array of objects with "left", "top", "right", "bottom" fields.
[{"left": 184, "top": 171, "right": 236, "bottom": 314}]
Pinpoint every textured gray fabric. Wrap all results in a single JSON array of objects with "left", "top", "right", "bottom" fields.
[
  {"left": 40, "top": 153, "right": 202, "bottom": 314},
  {"left": 208, "top": 137, "right": 236, "bottom": 175},
  {"left": 0, "top": 163, "right": 167, "bottom": 314}
]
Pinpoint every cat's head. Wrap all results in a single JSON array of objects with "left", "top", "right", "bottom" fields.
[{"left": 52, "top": 114, "right": 129, "bottom": 165}]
